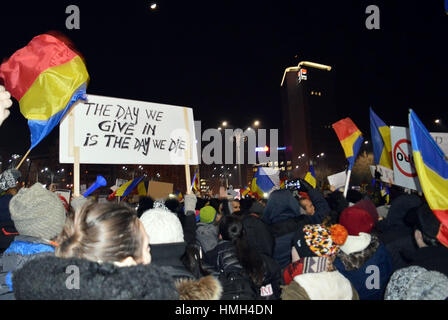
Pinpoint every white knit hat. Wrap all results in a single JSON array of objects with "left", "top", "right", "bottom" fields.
[
  {"left": 340, "top": 232, "right": 372, "bottom": 255},
  {"left": 139, "top": 208, "right": 184, "bottom": 245}
]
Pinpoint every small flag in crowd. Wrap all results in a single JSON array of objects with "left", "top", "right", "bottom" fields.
[
  {"left": 137, "top": 180, "right": 147, "bottom": 196},
  {"left": 304, "top": 165, "right": 317, "bottom": 189},
  {"left": 192, "top": 168, "right": 200, "bottom": 192},
  {"left": 114, "top": 176, "right": 145, "bottom": 199},
  {"left": 176, "top": 191, "right": 183, "bottom": 201},
  {"left": 251, "top": 167, "right": 279, "bottom": 198},
  {"left": 332, "top": 117, "right": 364, "bottom": 170},
  {"left": 409, "top": 109, "right": 448, "bottom": 247},
  {"left": 240, "top": 186, "right": 251, "bottom": 197},
  {"left": 370, "top": 108, "right": 393, "bottom": 169},
  {"left": 0, "top": 33, "right": 89, "bottom": 150},
  {"left": 280, "top": 177, "right": 287, "bottom": 189}
]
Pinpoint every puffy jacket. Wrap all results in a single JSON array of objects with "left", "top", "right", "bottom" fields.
[{"left": 242, "top": 214, "right": 275, "bottom": 257}]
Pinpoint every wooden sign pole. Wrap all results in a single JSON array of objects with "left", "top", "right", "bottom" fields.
[{"left": 183, "top": 108, "right": 192, "bottom": 195}]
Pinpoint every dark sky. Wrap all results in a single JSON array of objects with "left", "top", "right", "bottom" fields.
[{"left": 0, "top": 0, "right": 447, "bottom": 158}]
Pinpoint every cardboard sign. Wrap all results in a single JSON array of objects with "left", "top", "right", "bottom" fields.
[
  {"left": 327, "top": 171, "right": 347, "bottom": 190},
  {"left": 60, "top": 94, "right": 198, "bottom": 165},
  {"left": 147, "top": 181, "right": 174, "bottom": 200},
  {"left": 390, "top": 126, "right": 422, "bottom": 191},
  {"left": 369, "top": 165, "right": 395, "bottom": 184}
]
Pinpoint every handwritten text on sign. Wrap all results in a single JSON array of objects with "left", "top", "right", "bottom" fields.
[{"left": 60, "top": 95, "right": 198, "bottom": 165}]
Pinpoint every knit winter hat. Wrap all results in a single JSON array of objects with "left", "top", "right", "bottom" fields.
[
  {"left": 9, "top": 183, "right": 66, "bottom": 240},
  {"left": 339, "top": 206, "right": 375, "bottom": 236},
  {"left": 199, "top": 206, "right": 217, "bottom": 224},
  {"left": 353, "top": 199, "right": 379, "bottom": 222},
  {"left": 140, "top": 208, "right": 184, "bottom": 245},
  {"left": 249, "top": 201, "right": 264, "bottom": 216},
  {"left": 0, "top": 169, "right": 21, "bottom": 193},
  {"left": 385, "top": 266, "right": 448, "bottom": 300},
  {"left": 292, "top": 224, "right": 348, "bottom": 258}
]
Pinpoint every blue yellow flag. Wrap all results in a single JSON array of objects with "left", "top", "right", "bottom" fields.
[
  {"left": 304, "top": 165, "right": 317, "bottom": 188},
  {"left": 251, "top": 167, "right": 277, "bottom": 198},
  {"left": 137, "top": 181, "right": 147, "bottom": 196},
  {"left": 332, "top": 118, "right": 364, "bottom": 170},
  {"left": 370, "top": 108, "right": 393, "bottom": 169},
  {"left": 116, "top": 176, "right": 144, "bottom": 198},
  {"left": 192, "top": 169, "right": 200, "bottom": 192},
  {"left": 409, "top": 109, "right": 448, "bottom": 247}
]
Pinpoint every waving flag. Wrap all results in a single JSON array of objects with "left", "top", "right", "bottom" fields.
[
  {"left": 115, "top": 176, "right": 145, "bottom": 199},
  {"left": 304, "top": 165, "right": 317, "bottom": 188},
  {"left": 409, "top": 110, "right": 448, "bottom": 247},
  {"left": 251, "top": 167, "right": 279, "bottom": 198},
  {"left": 0, "top": 33, "right": 89, "bottom": 150},
  {"left": 332, "top": 118, "right": 364, "bottom": 170},
  {"left": 370, "top": 108, "right": 393, "bottom": 169},
  {"left": 240, "top": 186, "right": 251, "bottom": 197},
  {"left": 137, "top": 180, "right": 147, "bottom": 196},
  {"left": 192, "top": 168, "right": 200, "bottom": 192}
]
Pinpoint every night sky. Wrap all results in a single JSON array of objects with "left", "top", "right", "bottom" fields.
[{"left": 0, "top": 0, "right": 447, "bottom": 158}]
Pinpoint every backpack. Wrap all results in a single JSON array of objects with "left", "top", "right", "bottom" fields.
[{"left": 218, "top": 270, "right": 258, "bottom": 300}]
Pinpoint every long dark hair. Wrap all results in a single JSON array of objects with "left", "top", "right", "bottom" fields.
[{"left": 219, "top": 215, "right": 264, "bottom": 286}]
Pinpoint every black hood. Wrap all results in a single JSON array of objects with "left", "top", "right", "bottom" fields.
[{"left": 13, "top": 255, "right": 179, "bottom": 300}]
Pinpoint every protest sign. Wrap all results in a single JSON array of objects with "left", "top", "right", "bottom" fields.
[
  {"left": 60, "top": 94, "right": 198, "bottom": 165},
  {"left": 327, "top": 171, "right": 347, "bottom": 190},
  {"left": 147, "top": 181, "right": 174, "bottom": 200},
  {"left": 390, "top": 126, "right": 422, "bottom": 192},
  {"left": 369, "top": 165, "right": 394, "bottom": 184},
  {"left": 430, "top": 132, "right": 448, "bottom": 157}
]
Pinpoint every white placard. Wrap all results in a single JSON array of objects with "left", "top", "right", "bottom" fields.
[
  {"left": 430, "top": 132, "right": 448, "bottom": 157},
  {"left": 60, "top": 94, "right": 198, "bottom": 165},
  {"left": 390, "top": 126, "right": 422, "bottom": 192},
  {"left": 327, "top": 171, "right": 347, "bottom": 190},
  {"left": 369, "top": 165, "right": 395, "bottom": 184}
]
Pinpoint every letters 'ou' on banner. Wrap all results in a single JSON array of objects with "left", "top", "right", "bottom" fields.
[{"left": 59, "top": 94, "right": 199, "bottom": 165}]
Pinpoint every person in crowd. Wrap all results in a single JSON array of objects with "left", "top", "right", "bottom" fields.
[
  {"left": 262, "top": 188, "right": 304, "bottom": 269},
  {"left": 384, "top": 266, "right": 448, "bottom": 300},
  {"left": 196, "top": 205, "right": 222, "bottom": 254},
  {"left": 0, "top": 183, "right": 66, "bottom": 299},
  {"left": 296, "top": 178, "right": 331, "bottom": 225},
  {"left": 397, "top": 203, "right": 448, "bottom": 277},
  {"left": 0, "top": 169, "right": 21, "bottom": 253},
  {"left": 204, "top": 215, "right": 282, "bottom": 300},
  {"left": 13, "top": 200, "right": 221, "bottom": 300},
  {"left": 333, "top": 204, "right": 393, "bottom": 300},
  {"left": 241, "top": 200, "right": 275, "bottom": 257},
  {"left": 0, "top": 85, "right": 12, "bottom": 126},
  {"left": 231, "top": 199, "right": 241, "bottom": 214},
  {"left": 281, "top": 224, "right": 359, "bottom": 300},
  {"left": 136, "top": 196, "right": 154, "bottom": 218}
]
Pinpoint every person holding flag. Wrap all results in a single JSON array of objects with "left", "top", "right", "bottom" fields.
[{"left": 332, "top": 117, "right": 364, "bottom": 198}]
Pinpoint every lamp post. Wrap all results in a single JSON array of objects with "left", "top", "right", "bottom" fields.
[{"left": 281, "top": 61, "right": 332, "bottom": 87}]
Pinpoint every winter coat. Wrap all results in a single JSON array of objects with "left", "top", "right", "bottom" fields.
[
  {"left": 196, "top": 222, "right": 219, "bottom": 253},
  {"left": 0, "top": 195, "right": 13, "bottom": 223},
  {"left": 242, "top": 214, "right": 275, "bottom": 257},
  {"left": 399, "top": 245, "right": 448, "bottom": 277},
  {"left": 0, "top": 235, "right": 56, "bottom": 300},
  {"left": 12, "top": 255, "right": 221, "bottom": 300},
  {"left": 150, "top": 241, "right": 195, "bottom": 280},
  {"left": 0, "top": 220, "right": 17, "bottom": 254},
  {"left": 262, "top": 189, "right": 301, "bottom": 225},
  {"left": 281, "top": 271, "right": 359, "bottom": 300},
  {"left": 333, "top": 235, "right": 393, "bottom": 300},
  {"left": 307, "top": 188, "right": 331, "bottom": 225}
]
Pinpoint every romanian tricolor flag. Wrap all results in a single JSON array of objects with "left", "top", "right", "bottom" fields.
[
  {"left": 332, "top": 118, "right": 364, "bottom": 170},
  {"left": 176, "top": 191, "right": 184, "bottom": 201},
  {"left": 192, "top": 169, "right": 200, "bottom": 192},
  {"left": 304, "top": 165, "right": 317, "bottom": 189},
  {"left": 370, "top": 108, "right": 393, "bottom": 169},
  {"left": 280, "top": 177, "right": 287, "bottom": 189},
  {"left": 409, "top": 110, "right": 448, "bottom": 247},
  {"left": 0, "top": 33, "right": 89, "bottom": 150},
  {"left": 137, "top": 181, "right": 147, "bottom": 197},
  {"left": 251, "top": 167, "right": 278, "bottom": 199},
  {"left": 241, "top": 186, "right": 251, "bottom": 197},
  {"left": 115, "top": 176, "right": 145, "bottom": 199}
]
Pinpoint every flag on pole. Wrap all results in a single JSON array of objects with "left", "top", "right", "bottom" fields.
[
  {"left": 409, "top": 110, "right": 448, "bottom": 247},
  {"left": 115, "top": 176, "right": 145, "bottom": 199},
  {"left": 251, "top": 167, "right": 279, "bottom": 198},
  {"left": 0, "top": 33, "right": 89, "bottom": 150},
  {"left": 192, "top": 168, "right": 200, "bottom": 192},
  {"left": 332, "top": 118, "right": 364, "bottom": 170},
  {"left": 304, "top": 165, "right": 317, "bottom": 188},
  {"left": 137, "top": 181, "right": 147, "bottom": 196},
  {"left": 370, "top": 108, "right": 393, "bottom": 169}
]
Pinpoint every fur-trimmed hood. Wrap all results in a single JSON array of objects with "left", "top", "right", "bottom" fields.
[
  {"left": 176, "top": 275, "right": 222, "bottom": 300},
  {"left": 337, "top": 234, "right": 380, "bottom": 271}
]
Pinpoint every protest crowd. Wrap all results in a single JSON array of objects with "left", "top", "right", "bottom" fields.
[
  {"left": 0, "top": 32, "right": 447, "bottom": 301},
  {"left": 0, "top": 164, "right": 447, "bottom": 300}
]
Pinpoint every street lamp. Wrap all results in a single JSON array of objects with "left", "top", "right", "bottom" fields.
[
  {"left": 435, "top": 119, "right": 441, "bottom": 124},
  {"left": 222, "top": 121, "right": 228, "bottom": 127},
  {"left": 254, "top": 120, "right": 260, "bottom": 127},
  {"left": 281, "top": 61, "right": 332, "bottom": 87}
]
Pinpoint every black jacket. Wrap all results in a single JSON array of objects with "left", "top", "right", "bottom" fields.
[
  {"left": 150, "top": 242, "right": 195, "bottom": 280},
  {"left": 400, "top": 245, "right": 448, "bottom": 277},
  {"left": 242, "top": 214, "right": 275, "bottom": 257}
]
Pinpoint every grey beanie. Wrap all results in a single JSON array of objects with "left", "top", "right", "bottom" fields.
[
  {"left": 385, "top": 266, "right": 448, "bottom": 300},
  {"left": 9, "top": 183, "right": 66, "bottom": 240}
]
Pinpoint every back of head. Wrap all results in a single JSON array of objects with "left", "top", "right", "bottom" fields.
[
  {"left": 219, "top": 215, "right": 243, "bottom": 241},
  {"left": 9, "top": 183, "right": 66, "bottom": 240},
  {"left": 199, "top": 206, "right": 217, "bottom": 224},
  {"left": 56, "top": 201, "right": 146, "bottom": 264},
  {"left": 140, "top": 208, "right": 184, "bottom": 245},
  {"left": 339, "top": 206, "right": 375, "bottom": 236},
  {"left": 385, "top": 266, "right": 448, "bottom": 300},
  {"left": 264, "top": 189, "right": 300, "bottom": 224},
  {"left": 137, "top": 196, "right": 154, "bottom": 218},
  {"left": 164, "top": 198, "right": 181, "bottom": 214}
]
